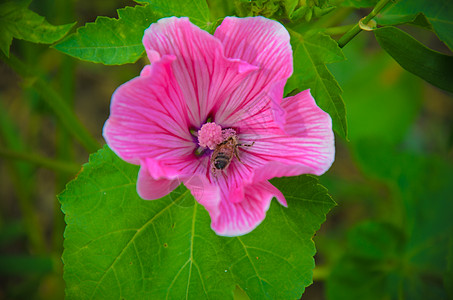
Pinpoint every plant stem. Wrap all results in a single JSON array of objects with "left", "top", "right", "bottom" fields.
[
  {"left": 0, "top": 52, "right": 101, "bottom": 153},
  {"left": 337, "top": 0, "right": 394, "bottom": 48},
  {"left": 0, "top": 147, "right": 80, "bottom": 174}
]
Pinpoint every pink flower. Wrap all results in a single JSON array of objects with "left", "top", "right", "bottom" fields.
[{"left": 103, "top": 17, "right": 334, "bottom": 236}]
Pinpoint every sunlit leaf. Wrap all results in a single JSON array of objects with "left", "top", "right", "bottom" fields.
[
  {"left": 0, "top": 0, "right": 74, "bottom": 56},
  {"left": 286, "top": 30, "right": 347, "bottom": 139},
  {"left": 53, "top": 5, "right": 159, "bottom": 65},
  {"left": 134, "top": 0, "right": 211, "bottom": 29},
  {"left": 374, "top": 26, "right": 453, "bottom": 93},
  {"left": 378, "top": 0, "right": 453, "bottom": 50},
  {"left": 59, "top": 146, "right": 335, "bottom": 299}
]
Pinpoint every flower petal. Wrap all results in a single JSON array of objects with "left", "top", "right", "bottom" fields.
[
  {"left": 103, "top": 55, "right": 194, "bottom": 165},
  {"left": 142, "top": 17, "right": 257, "bottom": 127},
  {"left": 211, "top": 181, "right": 285, "bottom": 237},
  {"left": 214, "top": 16, "right": 293, "bottom": 125},
  {"left": 240, "top": 89, "right": 335, "bottom": 181},
  {"left": 137, "top": 165, "right": 180, "bottom": 200},
  {"left": 183, "top": 174, "right": 221, "bottom": 221},
  {"left": 215, "top": 16, "right": 292, "bottom": 78}
]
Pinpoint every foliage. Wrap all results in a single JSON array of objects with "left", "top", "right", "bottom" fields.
[
  {"left": 53, "top": 5, "right": 160, "bottom": 65},
  {"left": 59, "top": 146, "right": 335, "bottom": 299},
  {"left": 378, "top": 0, "right": 453, "bottom": 50},
  {"left": 135, "top": 0, "right": 211, "bottom": 28},
  {"left": 374, "top": 26, "right": 453, "bottom": 93},
  {"left": 235, "top": 0, "right": 335, "bottom": 22},
  {"left": 0, "top": 0, "right": 74, "bottom": 56},
  {"left": 286, "top": 30, "right": 347, "bottom": 139},
  {"left": 1, "top": 0, "right": 453, "bottom": 299}
]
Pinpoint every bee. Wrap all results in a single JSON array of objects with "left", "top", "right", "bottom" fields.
[{"left": 210, "top": 135, "right": 254, "bottom": 174}]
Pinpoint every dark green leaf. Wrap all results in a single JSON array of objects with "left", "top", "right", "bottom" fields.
[
  {"left": 378, "top": 0, "right": 453, "bottom": 50},
  {"left": 54, "top": 5, "right": 159, "bottom": 65},
  {"left": 134, "top": 0, "right": 211, "bottom": 29},
  {"left": 374, "top": 26, "right": 453, "bottom": 93},
  {"left": 286, "top": 30, "right": 347, "bottom": 139},
  {"left": 0, "top": 0, "right": 74, "bottom": 56},
  {"left": 59, "top": 146, "right": 335, "bottom": 299}
]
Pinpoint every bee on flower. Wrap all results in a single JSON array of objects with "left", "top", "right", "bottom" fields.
[{"left": 103, "top": 16, "right": 334, "bottom": 236}]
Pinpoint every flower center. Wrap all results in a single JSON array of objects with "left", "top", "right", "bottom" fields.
[
  {"left": 197, "top": 122, "right": 223, "bottom": 150},
  {"left": 197, "top": 122, "right": 237, "bottom": 151}
]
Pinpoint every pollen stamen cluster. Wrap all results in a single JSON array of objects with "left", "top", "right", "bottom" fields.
[{"left": 197, "top": 122, "right": 223, "bottom": 150}]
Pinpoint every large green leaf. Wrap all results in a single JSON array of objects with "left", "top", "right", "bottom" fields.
[
  {"left": 286, "top": 30, "right": 347, "bottom": 139},
  {"left": 378, "top": 0, "right": 453, "bottom": 50},
  {"left": 0, "top": 0, "right": 74, "bottom": 56},
  {"left": 53, "top": 5, "right": 159, "bottom": 65},
  {"left": 374, "top": 26, "right": 453, "bottom": 93},
  {"left": 134, "top": 0, "right": 211, "bottom": 29},
  {"left": 59, "top": 146, "right": 335, "bottom": 299}
]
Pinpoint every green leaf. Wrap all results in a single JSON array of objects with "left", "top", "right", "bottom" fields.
[
  {"left": 378, "top": 0, "right": 453, "bottom": 50},
  {"left": 0, "top": 0, "right": 74, "bottom": 56},
  {"left": 283, "top": 0, "right": 299, "bottom": 16},
  {"left": 286, "top": 30, "right": 347, "bottom": 139},
  {"left": 134, "top": 0, "right": 211, "bottom": 29},
  {"left": 205, "top": 0, "right": 235, "bottom": 20},
  {"left": 59, "top": 146, "right": 335, "bottom": 299},
  {"left": 54, "top": 5, "right": 159, "bottom": 65},
  {"left": 374, "top": 26, "right": 453, "bottom": 93}
]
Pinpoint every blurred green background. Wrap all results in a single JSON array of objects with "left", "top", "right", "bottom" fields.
[{"left": 0, "top": 0, "right": 452, "bottom": 299}]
